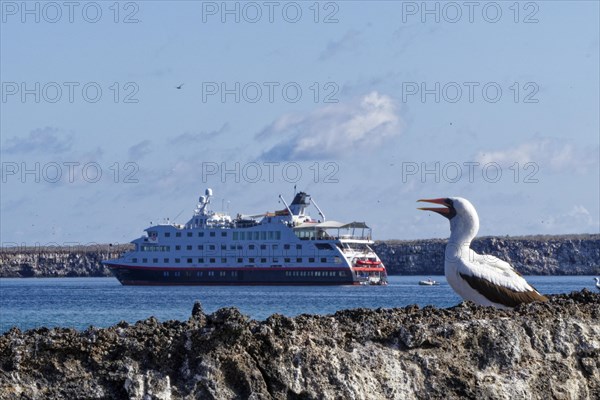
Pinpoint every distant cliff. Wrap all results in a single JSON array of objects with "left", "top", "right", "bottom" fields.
[
  {"left": 374, "top": 234, "right": 600, "bottom": 275},
  {"left": 0, "top": 234, "right": 598, "bottom": 278},
  {"left": 0, "top": 244, "right": 131, "bottom": 278},
  {"left": 1, "top": 291, "right": 598, "bottom": 399}
]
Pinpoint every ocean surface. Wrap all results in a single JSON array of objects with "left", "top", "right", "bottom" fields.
[{"left": 1, "top": 275, "right": 598, "bottom": 333}]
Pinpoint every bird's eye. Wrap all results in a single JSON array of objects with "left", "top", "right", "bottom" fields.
[{"left": 445, "top": 198, "right": 454, "bottom": 207}]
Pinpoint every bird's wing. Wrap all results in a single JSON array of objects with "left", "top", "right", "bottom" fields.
[{"left": 457, "top": 250, "right": 547, "bottom": 307}]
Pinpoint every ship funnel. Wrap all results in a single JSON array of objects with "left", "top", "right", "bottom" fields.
[{"left": 289, "top": 192, "right": 310, "bottom": 216}]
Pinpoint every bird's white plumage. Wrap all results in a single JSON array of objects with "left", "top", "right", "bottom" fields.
[
  {"left": 595, "top": 277, "right": 600, "bottom": 290},
  {"left": 439, "top": 197, "right": 543, "bottom": 309}
]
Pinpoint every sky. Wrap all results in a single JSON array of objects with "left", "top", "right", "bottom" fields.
[{"left": 1, "top": 0, "right": 599, "bottom": 246}]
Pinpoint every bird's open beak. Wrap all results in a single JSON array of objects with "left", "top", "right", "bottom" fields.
[{"left": 417, "top": 198, "right": 451, "bottom": 216}]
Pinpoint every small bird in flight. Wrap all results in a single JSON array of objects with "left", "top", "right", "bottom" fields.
[
  {"left": 418, "top": 197, "right": 548, "bottom": 309},
  {"left": 176, "top": 83, "right": 184, "bottom": 89}
]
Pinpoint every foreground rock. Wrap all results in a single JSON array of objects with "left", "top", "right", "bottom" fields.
[
  {"left": 1, "top": 235, "right": 599, "bottom": 277},
  {"left": 1, "top": 291, "right": 598, "bottom": 399}
]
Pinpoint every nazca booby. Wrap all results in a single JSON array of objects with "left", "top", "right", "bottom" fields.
[{"left": 418, "top": 197, "right": 547, "bottom": 309}]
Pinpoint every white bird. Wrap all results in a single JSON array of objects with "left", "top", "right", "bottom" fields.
[
  {"left": 595, "top": 277, "right": 600, "bottom": 290},
  {"left": 418, "top": 197, "right": 548, "bottom": 309}
]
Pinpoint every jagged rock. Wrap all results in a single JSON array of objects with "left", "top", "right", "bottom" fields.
[{"left": 0, "top": 291, "right": 598, "bottom": 399}]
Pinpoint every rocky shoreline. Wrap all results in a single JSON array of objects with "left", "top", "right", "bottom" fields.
[
  {"left": 1, "top": 235, "right": 598, "bottom": 277},
  {"left": 1, "top": 290, "right": 598, "bottom": 399}
]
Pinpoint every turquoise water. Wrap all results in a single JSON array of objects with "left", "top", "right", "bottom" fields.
[{"left": 0, "top": 276, "right": 597, "bottom": 333}]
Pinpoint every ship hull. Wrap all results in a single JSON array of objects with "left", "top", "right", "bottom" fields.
[{"left": 107, "top": 264, "right": 369, "bottom": 286}]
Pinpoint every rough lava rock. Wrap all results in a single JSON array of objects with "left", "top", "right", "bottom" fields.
[{"left": 1, "top": 291, "right": 599, "bottom": 399}]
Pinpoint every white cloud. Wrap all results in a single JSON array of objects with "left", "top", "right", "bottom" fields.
[
  {"left": 319, "top": 29, "right": 362, "bottom": 61},
  {"left": 258, "top": 92, "right": 402, "bottom": 160},
  {"left": 2, "top": 127, "right": 73, "bottom": 155},
  {"left": 171, "top": 123, "right": 228, "bottom": 145},
  {"left": 541, "top": 205, "right": 597, "bottom": 233},
  {"left": 128, "top": 140, "right": 153, "bottom": 160},
  {"left": 475, "top": 137, "right": 598, "bottom": 174}
]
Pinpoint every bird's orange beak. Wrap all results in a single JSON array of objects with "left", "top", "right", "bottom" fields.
[{"left": 417, "top": 198, "right": 451, "bottom": 216}]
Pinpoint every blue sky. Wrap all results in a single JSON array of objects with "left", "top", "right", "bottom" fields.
[{"left": 1, "top": 0, "right": 599, "bottom": 245}]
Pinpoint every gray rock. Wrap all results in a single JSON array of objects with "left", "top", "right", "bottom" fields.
[{"left": 0, "top": 291, "right": 598, "bottom": 399}]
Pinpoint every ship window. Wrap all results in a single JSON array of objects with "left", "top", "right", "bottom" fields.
[
  {"left": 198, "top": 245, "right": 203, "bottom": 250},
  {"left": 153, "top": 258, "right": 158, "bottom": 263},
  {"left": 260, "top": 244, "right": 266, "bottom": 250},
  {"left": 233, "top": 232, "right": 238, "bottom": 240},
  {"left": 164, "top": 258, "right": 169, "bottom": 263},
  {"left": 230, "top": 245, "right": 236, "bottom": 250},
  {"left": 284, "top": 258, "right": 290, "bottom": 263},
  {"left": 199, "top": 258, "right": 204, "bottom": 263},
  {"left": 164, "top": 271, "right": 169, "bottom": 277},
  {"left": 209, "top": 245, "right": 215, "bottom": 250},
  {"left": 273, "top": 258, "right": 278, "bottom": 262},
  {"left": 253, "top": 232, "right": 259, "bottom": 240},
  {"left": 284, "top": 244, "right": 290, "bottom": 250},
  {"left": 260, "top": 231, "right": 266, "bottom": 240},
  {"left": 275, "top": 231, "right": 281, "bottom": 240},
  {"left": 176, "top": 245, "right": 181, "bottom": 250},
  {"left": 176, "top": 232, "right": 181, "bottom": 237},
  {"left": 210, "top": 231, "right": 216, "bottom": 237},
  {"left": 198, "top": 232, "right": 204, "bottom": 237},
  {"left": 272, "top": 244, "right": 278, "bottom": 250},
  {"left": 221, "top": 231, "right": 227, "bottom": 237},
  {"left": 268, "top": 231, "right": 274, "bottom": 240},
  {"left": 237, "top": 258, "right": 243, "bottom": 263},
  {"left": 249, "top": 258, "right": 255, "bottom": 263},
  {"left": 221, "top": 245, "right": 226, "bottom": 250},
  {"left": 315, "top": 243, "right": 333, "bottom": 250},
  {"left": 237, "top": 245, "right": 242, "bottom": 250},
  {"left": 164, "top": 232, "right": 171, "bottom": 237},
  {"left": 208, "top": 271, "right": 214, "bottom": 276},
  {"left": 187, "top": 258, "right": 192, "bottom": 263},
  {"left": 187, "top": 232, "right": 192, "bottom": 237},
  {"left": 309, "top": 258, "right": 315, "bottom": 263},
  {"left": 210, "top": 258, "right": 215, "bottom": 263},
  {"left": 220, "top": 271, "right": 226, "bottom": 277},
  {"left": 261, "top": 258, "right": 267, "bottom": 263},
  {"left": 142, "top": 258, "right": 147, "bottom": 263},
  {"left": 132, "top": 258, "right": 137, "bottom": 263},
  {"left": 296, "top": 244, "right": 302, "bottom": 250},
  {"left": 187, "top": 245, "right": 192, "bottom": 250},
  {"left": 296, "top": 258, "right": 302, "bottom": 263},
  {"left": 339, "top": 271, "right": 346, "bottom": 276},
  {"left": 321, "top": 258, "right": 327, "bottom": 263},
  {"left": 249, "top": 245, "right": 255, "bottom": 250},
  {"left": 175, "top": 258, "right": 180, "bottom": 263}
]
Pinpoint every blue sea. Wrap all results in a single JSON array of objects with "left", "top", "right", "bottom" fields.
[{"left": 1, "top": 276, "right": 597, "bottom": 333}]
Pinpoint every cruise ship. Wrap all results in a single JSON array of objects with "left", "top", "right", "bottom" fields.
[{"left": 104, "top": 189, "right": 388, "bottom": 285}]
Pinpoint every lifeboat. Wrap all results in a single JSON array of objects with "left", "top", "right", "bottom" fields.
[{"left": 355, "top": 259, "right": 381, "bottom": 266}]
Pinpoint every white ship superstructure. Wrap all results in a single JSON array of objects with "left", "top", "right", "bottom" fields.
[{"left": 104, "top": 189, "right": 387, "bottom": 285}]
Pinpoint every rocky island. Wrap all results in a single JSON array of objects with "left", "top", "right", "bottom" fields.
[
  {"left": 1, "top": 290, "right": 598, "bottom": 399},
  {"left": 1, "top": 234, "right": 598, "bottom": 277}
]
